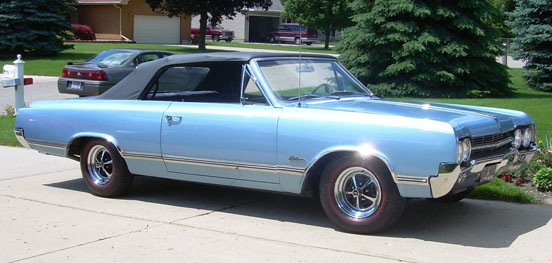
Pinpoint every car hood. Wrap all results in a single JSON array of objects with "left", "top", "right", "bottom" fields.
[{"left": 304, "top": 98, "right": 533, "bottom": 137}]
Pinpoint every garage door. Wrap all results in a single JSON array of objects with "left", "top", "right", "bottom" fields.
[{"left": 134, "top": 15, "right": 180, "bottom": 44}]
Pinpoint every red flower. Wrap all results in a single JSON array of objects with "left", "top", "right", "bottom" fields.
[
  {"left": 500, "top": 173, "right": 512, "bottom": 182},
  {"left": 515, "top": 177, "right": 523, "bottom": 186}
]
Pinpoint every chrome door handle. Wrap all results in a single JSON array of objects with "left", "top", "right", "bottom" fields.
[{"left": 165, "top": 115, "right": 182, "bottom": 126}]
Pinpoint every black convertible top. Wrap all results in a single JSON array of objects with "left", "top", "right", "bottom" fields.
[{"left": 97, "top": 52, "right": 335, "bottom": 100}]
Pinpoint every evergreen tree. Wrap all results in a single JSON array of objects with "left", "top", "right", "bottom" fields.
[
  {"left": 508, "top": 0, "right": 552, "bottom": 92},
  {"left": 283, "top": 0, "right": 354, "bottom": 49},
  {"left": 145, "top": 0, "right": 272, "bottom": 50},
  {"left": 0, "top": 0, "right": 75, "bottom": 57},
  {"left": 338, "top": 0, "right": 512, "bottom": 98}
]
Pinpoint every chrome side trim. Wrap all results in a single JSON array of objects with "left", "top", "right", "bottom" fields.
[
  {"left": 27, "top": 139, "right": 66, "bottom": 150},
  {"left": 396, "top": 176, "right": 429, "bottom": 184},
  {"left": 14, "top": 128, "right": 31, "bottom": 149},
  {"left": 122, "top": 152, "right": 163, "bottom": 161},
  {"left": 66, "top": 133, "right": 123, "bottom": 158},
  {"left": 162, "top": 155, "right": 305, "bottom": 175}
]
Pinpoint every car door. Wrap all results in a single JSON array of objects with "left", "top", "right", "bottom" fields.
[{"left": 151, "top": 63, "right": 281, "bottom": 183}]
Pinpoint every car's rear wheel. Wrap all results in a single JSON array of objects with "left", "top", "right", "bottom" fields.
[
  {"left": 319, "top": 156, "right": 405, "bottom": 234},
  {"left": 306, "top": 42, "right": 312, "bottom": 45},
  {"left": 80, "top": 139, "right": 133, "bottom": 197},
  {"left": 294, "top": 37, "right": 301, "bottom": 45},
  {"left": 212, "top": 34, "right": 220, "bottom": 42},
  {"left": 225, "top": 38, "right": 232, "bottom": 43}
]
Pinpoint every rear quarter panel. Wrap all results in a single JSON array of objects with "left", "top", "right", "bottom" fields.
[{"left": 16, "top": 99, "right": 171, "bottom": 170}]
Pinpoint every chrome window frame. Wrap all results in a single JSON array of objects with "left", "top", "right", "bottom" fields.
[
  {"left": 249, "top": 57, "right": 374, "bottom": 108},
  {"left": 240, "top": 64, "right": 273, "bottom": 107}
]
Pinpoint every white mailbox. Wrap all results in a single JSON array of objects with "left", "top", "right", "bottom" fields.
[{"left": 1, "top": 64, "right": 19, "bottom": 87}]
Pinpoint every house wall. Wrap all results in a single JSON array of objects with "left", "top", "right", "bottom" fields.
[
  {"left": 77, "top": 5, "right": 119, "bottom": 39},
  {"left": 76, "top": 0, "right": 191, "bottom": 42}
]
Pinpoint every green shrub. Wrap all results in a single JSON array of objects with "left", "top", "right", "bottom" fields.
[
  {"left": 338, "top": 0, "right": 512, "bottom": 98},
  {"left": 0, "top": 0, "right": 75, "bottom": 57},
  {"left": 508, "top": 0, "right": 552, "bottom": 92},
  {"left": 533, "top": 167, "right": 552, "bottom": 191}
]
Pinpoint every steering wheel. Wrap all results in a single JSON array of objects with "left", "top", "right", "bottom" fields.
[{"left": 311, "top": 83, "right": 333, "bottom": 94}]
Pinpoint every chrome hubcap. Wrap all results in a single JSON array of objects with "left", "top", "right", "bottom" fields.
[
  {"left": 334, "top": 167, "right": 382, "bottom": 220},
  {"left": 87, "top": 145, "right": 113, "bottom": 186}
]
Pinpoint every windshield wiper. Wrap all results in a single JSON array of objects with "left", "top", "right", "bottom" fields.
[
  {"left": 329, "top": 91, "right": 372, "bottom": 97},
  {"left": 288, "top": 94, "right": 321, "bottom": 101}
]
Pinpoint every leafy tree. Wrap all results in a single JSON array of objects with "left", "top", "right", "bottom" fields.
[
  {"left": 338, "top": 0, "right": 512, "bottom": 98},
  {"left": 508, "top": 0, "right": 552, "bottom": 92},
  {"left": 283, "top": 0, "right": 354, "bottom": 49},
  {"left": 0, "top": 0, "right": 75, "bottom": 57},
  {"left": 145, "top": 0, "right": 272, "bottom": 50}
]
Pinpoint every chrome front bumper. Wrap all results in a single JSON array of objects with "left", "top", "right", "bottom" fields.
[
  {"left": 430, "top": 144, "right": 538, "bottom": 198},
  {"left": 14, "top": 128, "right": 31, "bottom": 149}
]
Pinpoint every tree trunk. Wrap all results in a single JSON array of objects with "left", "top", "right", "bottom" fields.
[
  {"left": 324, "top": 30, "right": 331, "bottom": 50},
  {"left": 198, "top": 12, "right": 208, "bottom": 50}
]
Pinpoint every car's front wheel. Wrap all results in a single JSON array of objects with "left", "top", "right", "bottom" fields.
[
  {"left": 319, "top": 156, "right": 405, "bottom": 234},
  {"left": 80, "top": 139, "right": 133, "bottom": 197},
  {"left": 269, "top": 36, "right": 276, "bottom": 43}
]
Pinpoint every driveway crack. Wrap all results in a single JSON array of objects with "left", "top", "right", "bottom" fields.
[{"left": 8, "top": 224, "right": 162, "bottom": 263}]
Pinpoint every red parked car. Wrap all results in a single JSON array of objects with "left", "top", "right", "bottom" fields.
[
  {"left": 268, "top": 23, "right": 318, "bottom": 45},
  {"left": 191, "top": 24, "right": 234, "bottom": 42}
]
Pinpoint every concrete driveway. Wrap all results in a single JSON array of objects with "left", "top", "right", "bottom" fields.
[
  {"left": 0, "top": 76, "right": 77, "bottom": 113},
  {"left": 1, "top": 146, "right": 551, "bottom": 263}
]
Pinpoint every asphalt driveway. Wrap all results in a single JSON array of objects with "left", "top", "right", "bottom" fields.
[{"left": 1, "top": 146, "right": 551, "bottom": 263}]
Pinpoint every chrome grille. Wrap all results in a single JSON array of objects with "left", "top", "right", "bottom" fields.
[
  {"left": 471, "top": 131, "right": 513, "bottom": 159},
  {"left": 223, "top": 32, "right": 233, "bottom": 37}
]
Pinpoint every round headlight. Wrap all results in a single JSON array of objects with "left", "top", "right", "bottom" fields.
[
  {"left": 522, "top": 128, "right": 532, "bottom": 147},
  {"left": 456, "top": 141, "right": 464, "bottom": 163},
  {"left": 462, "top": 139, "right": 471, "bottom": 162},
  {"left": 512, "top": 129, "right": 522, "bottom": 149}
]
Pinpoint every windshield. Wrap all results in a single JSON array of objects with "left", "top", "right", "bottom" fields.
[
  {"left": 257, "top": 59, "right": 371, "bottom": 101},
  {"left": 87, "top": 50, "right": 134, "bottom": 66}
]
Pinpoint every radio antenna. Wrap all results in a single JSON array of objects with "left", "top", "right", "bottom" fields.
[{"left": 298, "top": 26, "right": 303, "bottom": 108}]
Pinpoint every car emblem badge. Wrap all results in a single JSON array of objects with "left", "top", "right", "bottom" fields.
[
  {"left": 77, "top": 72, "right": 82, "bottom": 76},
  {"left": 289, "top": 155, "right": 305, "bottom": 163}
]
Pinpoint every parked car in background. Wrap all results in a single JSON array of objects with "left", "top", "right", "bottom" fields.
[
  {"left": 191, "top": 24, "right": 234, "bottom": 42},
  {"left": 58, "top": 49, "right": 172, "bottom": 96},
  {"left": 18, "top": 52, "right": 537, "bottom": 234},
  {"left": 268, "top": 23, "right": 318, "bottom": 45}
]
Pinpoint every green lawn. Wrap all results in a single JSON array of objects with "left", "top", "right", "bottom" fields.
[
  {"left": 0, "top": 42, "right": 222, "bottom": 76},
  {"left": 207, "top": 41, "right": 338, "bottom": 54},
  {"left": 0, "top": 115, "right": 17, "bottom": 147},
  {"left": 468, "top": 177, "right": 536, "bottom": 203}
]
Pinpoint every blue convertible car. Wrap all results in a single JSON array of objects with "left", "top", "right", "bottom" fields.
[{"left": 15, "top": 52, "right": 537, "bottom": 233}]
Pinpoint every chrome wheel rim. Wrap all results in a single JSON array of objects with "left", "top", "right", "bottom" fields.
[
  {"left": 87, "top": 145, "right": 113, "bottom": 186},
  {"left": 333, "top": 167, "right": 382, "bottom": 220}
]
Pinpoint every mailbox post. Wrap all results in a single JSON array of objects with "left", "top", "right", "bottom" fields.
[
  {"left": 2, "top": 54, "right": 32, "bottom": 114},
  {"left": 13, "top": 55, "right": 25, "bottom": 111}
]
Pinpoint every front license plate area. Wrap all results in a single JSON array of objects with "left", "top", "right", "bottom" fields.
[
  {"left": 67, "top": 81, "right": 83, "bottom": 90},
  {"left": 479, "top": 165, "right": 497, "bottom": 183}
]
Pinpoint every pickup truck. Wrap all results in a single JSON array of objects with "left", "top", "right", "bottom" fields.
[{"left": 191, "top": 24, "right": 234, "bottom": 42}]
